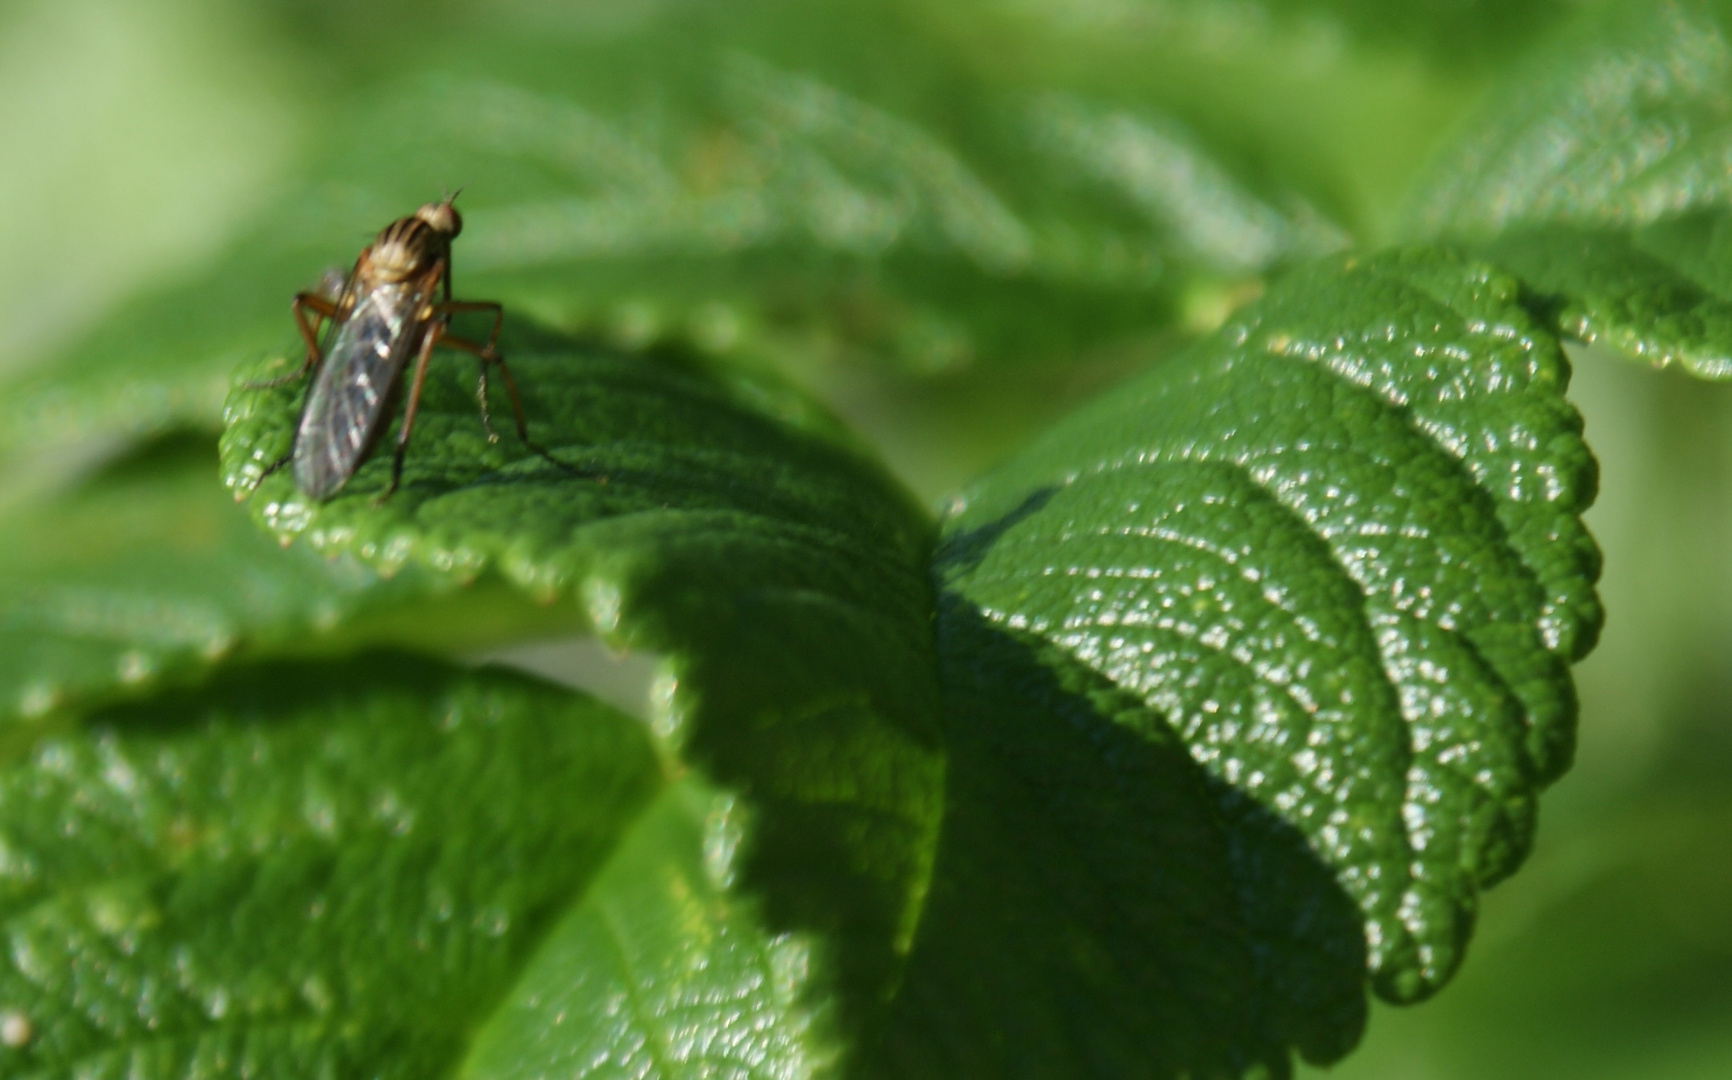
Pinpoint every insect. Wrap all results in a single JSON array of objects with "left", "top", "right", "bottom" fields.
[{"left": 256, "top": 192, "right": 539, "bottom": 501}]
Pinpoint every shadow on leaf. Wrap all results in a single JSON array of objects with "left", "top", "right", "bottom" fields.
[{"left": 862, "top": 597, "right": 1367, "bottom": 1079}]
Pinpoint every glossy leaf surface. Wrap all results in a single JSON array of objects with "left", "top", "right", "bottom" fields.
[
  {"left": 0, "top": 2, "right": 1636, "bottom": 1072},
  {"left": 939, "top": 247, "right": 1601, "bottom": 1003},
  {"left": 220, "top": 323, "right": 1378, "bottom": 1076},
  {"left": 872, "top": 605, "right": 1371, "bottom": 1077},
  {"left": 207, "top": 250, "right": 1603, "bottom": 1074}
]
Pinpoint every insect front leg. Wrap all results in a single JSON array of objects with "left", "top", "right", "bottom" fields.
[{"left": 246, "top": 291, "right": 342, "bottom": 390}]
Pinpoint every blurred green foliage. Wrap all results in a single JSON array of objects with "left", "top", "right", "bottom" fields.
[{"left": 2, "top": 0, "right": 1732, "bottom": 1077}]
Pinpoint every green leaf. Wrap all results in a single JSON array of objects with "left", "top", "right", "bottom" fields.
[
  {"left": 1403, "top": 0, "right": 1732, "bottom": 377},
  {"left": 0, "top": 654, "right": 667, "bottom": 1078},
  {"left": 1474, "top": 220, "right": 1732, "bottom": 380},
  {"left": 458, "top": 779, "right": 840, "bottom": 1079},
  {"left": 219, "top": 321, "right": 1373, "bottom": 1075},
  {"left": 0, "top": 436, "right": 578, "bottom": 730},
  {"left": 0, "top": 3, "right": 1647, "bottom": 1075},
  {"left": 937, "top": 247, "right": 1601, "bottom": 1003},
  {"left": 872, "top": 604, "right": 1370, "bottom": 1077},
  {"left": 209, "top": 252, "right": 1605, "bottom": 1071},
  {"left": 219, "top": 327, "right": 931, "bottom": 595},
  {"left": 222, "top": 326, "right": 948, "bottom": 1048}
]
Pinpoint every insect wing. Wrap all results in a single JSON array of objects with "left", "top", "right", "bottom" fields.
[{"left": 292, "top": 280, "right": 429, "bottom": 499}]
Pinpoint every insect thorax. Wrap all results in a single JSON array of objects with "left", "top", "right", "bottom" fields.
[{"left": 367, "top": 217, "right": 449, "bottom": 279}]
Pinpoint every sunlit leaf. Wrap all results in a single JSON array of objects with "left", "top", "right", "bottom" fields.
[
  {"left": 0, "top": 3, "right": 1638, "bottom": 1074},
  {"left": 938, "top": 247, "right": 1600, "bottom": 1003},
  {"left": 224, "top": 319, "right": 1369, "bottom": 1077}
]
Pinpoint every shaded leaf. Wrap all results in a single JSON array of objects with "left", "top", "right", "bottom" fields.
[
  {"left": 937, "top": 247, "right": 1600, "bottom": 1003},
  {"left": 869, "top": 601, "right": 1368, "bottom": 1079},
  {"left": 0, "top": 2, "right": 1639, "bottom": 1075},
  {"left": 0, "top": 655, "right": 666, "bottom": 1078}
]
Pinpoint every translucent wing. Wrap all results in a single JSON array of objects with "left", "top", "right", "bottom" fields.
[{"left": 292, "top": 280, "right": 430, "bottom": 499}]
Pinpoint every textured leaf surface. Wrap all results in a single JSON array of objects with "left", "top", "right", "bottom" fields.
[
  {"left": 456, "top": 780, "right": 838, "bottom": 1080},
  {"left": 0, "top": 0, "right": 1372, "bottom": 459},
  {"left": 0, "top": 2, "right": 1645, "bottom": 1075},
  {"left": 0, "top": 437, "right": 579, "bottom": 730},
  {"left": 223, "top": 325, "right": 947, "bottom": 1051},
  {"left": 1405, "top": 0, "right": 1732, "bottom": 378},
  {"left": 0, "top": 655, "right": 670, "bottom": 1078},
  {"left": 212, "top": 251, "right": 1607, "bottom": 1074},
  {"left": 1477, "top": 220, "right": 1732, "bottom": 380},
  {"left": 938, "top": 247, "right": 1601, "bottom": 1003},
  {"left": 219, "top": 321, "right": 1365, "bottom": 1078}
]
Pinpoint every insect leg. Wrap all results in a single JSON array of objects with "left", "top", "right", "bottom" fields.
[
  {"left": 439, "top": 300, "right": 504, "bottom": 353},
  {"left": 439, "top": 330, "right": 604, "bottom": 484},
  {"left": 247, "top": 291, "right": 341, "bottom": 390},
  {"left": 440, "top": 332, "right": 525, "bottom": 445},
  {"left": 240, "top": 448, "right": 295, "bottom": 498},
  {"left": 434, "top": 300, "right": 508, "bottom": 438},
  {"left": 293, "top": 291, "right": 339, "bottom": 359},
  {"left": 378, "top": 321, "right": 443, "bottom": 504},
  {"left": 475, "top": 359, "right": 497, "bottom": 442}
]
